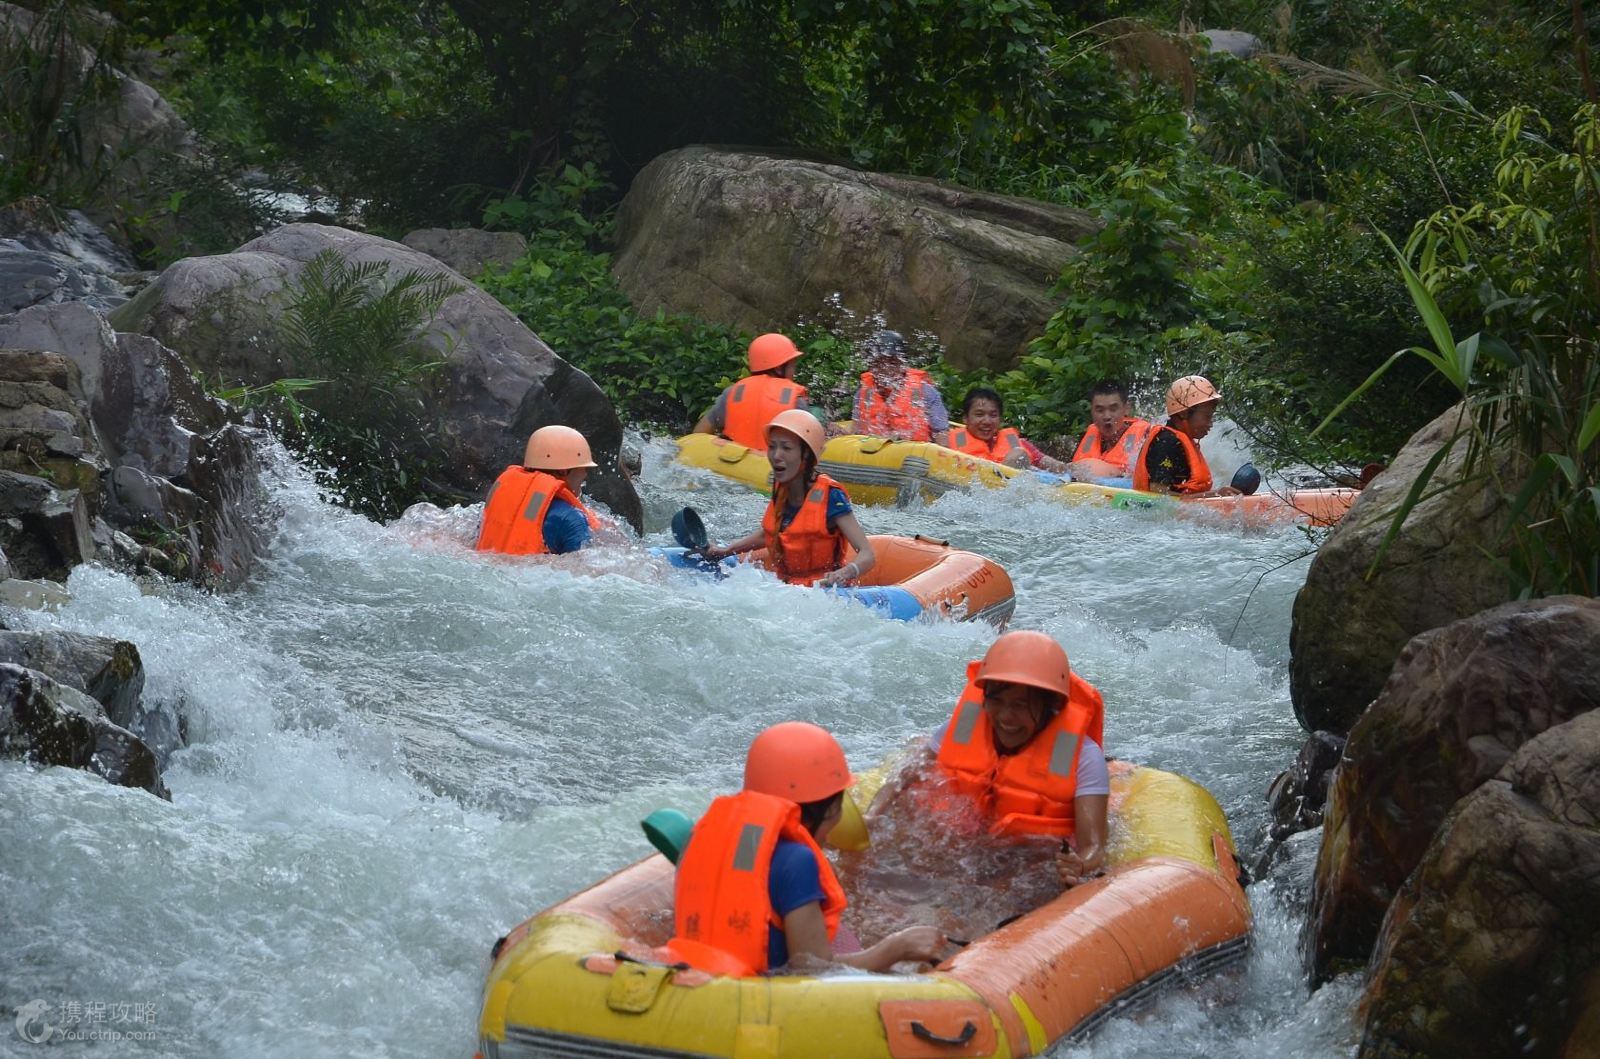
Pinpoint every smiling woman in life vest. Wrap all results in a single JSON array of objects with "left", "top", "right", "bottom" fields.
[
  {"left": 872, "top": 631, "right": 1111, "bottom": 888},
  {"left": 692, "top": 333, "right": 812, "bottom": 450},
  {"left": 668, "top": 722, "right": 945, "bottom": 977},
  {"left": 474, "top": 425, "right": 605, "bottom": 555},
  {"left": 700, "top": 410, "right": 875, "bottom": 589},
  {"left": 947, "top": 388, "right": 1068, "bottom": 473}
]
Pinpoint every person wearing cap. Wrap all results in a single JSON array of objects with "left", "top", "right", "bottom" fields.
[
  {"left": 1132, "top": 375, "right": 1241, "bottom": 498},
  {"left": 669, "top": 721, "right": 945, "bottom": 976},
  {"left": 694, "top": 333, "right": 814, "bottom": 450},
  {"left": 848, "top": 330, "right": 949, "bottom": 445},
  {"left": 701, "top": 409, "right": 875, "bottom": 589},
  {"left": 474, "top": 425, "right": 605, "bottom": 555},
  {"left": 1070, "top": 379, "right": 1154, "bottom": 480},
  {"left": 872, "top": 631, "right": 1110, "bottom": 889}
]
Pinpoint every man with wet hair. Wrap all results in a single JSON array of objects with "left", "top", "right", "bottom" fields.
[
  {"left": 849, "top": 330, "right": 949, "bottom": 445},
  {"left": 1070, "top": 379, "right": 1153, "bottom": 480}
]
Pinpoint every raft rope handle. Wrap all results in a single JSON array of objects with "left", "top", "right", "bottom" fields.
[
  {"left": 613, "top": 950, "right": 691, "bottom": 972},
  {"left": 910, "top": 1020, "right": 978, "bottom": 1047}
]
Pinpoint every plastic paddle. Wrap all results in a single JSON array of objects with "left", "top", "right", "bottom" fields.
[
  {"left": 670, "top": 507, "right": 709, "bottom": 552},
  {"left": 1230, "top": 463, "right": 1262, "bottom": 496}
]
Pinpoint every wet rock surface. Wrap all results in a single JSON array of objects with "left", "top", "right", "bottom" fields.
[
  {"left": 1290, "top": 403, "right": 1519, "bottom": 733},
  {"left": 1304, "top": 595, "right": 1600, "bottom": 983},
  {"left": 1358, "top": 709, "right": 1600, "bottom": 1058},
  {"left": 0, "top": 661, "right": 168, "bottom": 798},
  {"left": 0, "top": 303, "right": 269, "bottom": 587}
]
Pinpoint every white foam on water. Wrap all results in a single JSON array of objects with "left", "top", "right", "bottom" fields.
[{"left": 0, "top": 436, "right": 1358, "bottom": 1057}]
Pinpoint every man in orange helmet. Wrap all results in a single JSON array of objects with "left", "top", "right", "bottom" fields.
[
  {"left": 870, "top": 631, "right": 1111, "bottom": 889},
  {"left": 1132, "top": 375, "right": 1242, "bottom": 498},
  {"left": 669, "top": 721, "right": 944, "bottom": 976},
  {"left": 694, "top": 332, "right": 815, "bottom": 450},
  {"left": 475, "top": 425, "right": 605, "bottom": 555}
]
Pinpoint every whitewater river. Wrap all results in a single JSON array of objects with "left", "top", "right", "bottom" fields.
[{"left": 1, "top": 433, "right": 1360, "bottom": 1057}]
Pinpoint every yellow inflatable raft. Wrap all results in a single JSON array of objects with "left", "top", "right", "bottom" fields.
[
  {"left": 675, "top": 433, "right": 1357, "bottom": 527},
  {"left": 477, "top": 761, "right": 1250, "bottom": 1058}
]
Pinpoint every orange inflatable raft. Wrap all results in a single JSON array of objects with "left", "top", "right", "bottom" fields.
[
  {"left": 477, "top": 762, "right": 1251, "bottom": 1058},
  {"left": 663, "top": 534, "right": 1016, "bottom": 626}
]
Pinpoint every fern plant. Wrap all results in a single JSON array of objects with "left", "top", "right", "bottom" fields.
[
  {"left": 280, "top": 249, "right": 459, "bottom": 405},
  {"left": 250, "top": 250, "right": 464, "bottom": 520}
]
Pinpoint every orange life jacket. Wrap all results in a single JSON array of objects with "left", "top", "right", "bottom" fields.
[
  {"left": 934, "top": 661, "right": 1106, "bottom": 839},
  {"left": 856, "top": 369, "right": 934, "bottom": 442},
  {"left": 722, "top": 375, "right": 809, "bottom": 451},
  {"left": 761, "top": 473, "right": 846, "bottom": 586},
  {"left": 1132, "top": 423, "right": 1213, "bottom": 495},
  {"left": 1072, "top": 418, "right": 1155, "bottom": 474},
  {"left": 669, "top": 789, "right": 847, "bottom": 977},
  {"left": 947, "top": 425, "right": 1023, "bottom": 463},
  {"left": 474, "top": 466, "right": 602, "bottom": 555}
]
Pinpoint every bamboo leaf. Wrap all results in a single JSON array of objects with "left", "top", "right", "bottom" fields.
[{"left": 1578, "top": 400, "right": 1600, "bottom": 452}]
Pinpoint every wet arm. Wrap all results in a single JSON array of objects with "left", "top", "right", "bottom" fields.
[
  {"left": 1056, "top": 794, "right": 1108, "bottom": 887},
  {"left": 702, "top": 528, "right": 766, "bottom": 562},
  {"left": 816, "top": 512, "right": 874, "bottom": 586},
  {"left": 783, "top": 903, "right": 943, "bottom": 972}
]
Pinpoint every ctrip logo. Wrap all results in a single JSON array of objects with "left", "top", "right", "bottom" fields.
[{"left": 14, "top": 1000, "right": 55, "bottom": 1044}]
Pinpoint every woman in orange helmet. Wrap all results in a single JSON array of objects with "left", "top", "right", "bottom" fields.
[
  {"left": 669, "top": 721, "right": 944, "bottom": 976},
  {"left": 701, "top": 409, "right": 875, "bottom": 588},
  {"left": 693, "top": 333, "right": 814, "bottom": 451},
  {"left": 475, "top": 425, "right": 605, "bottom": 555},
  {"left": 873, "top": 631, "right": 1111, "bottom": 889}
]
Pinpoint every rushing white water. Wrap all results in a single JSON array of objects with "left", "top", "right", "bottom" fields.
[{"left": 0, "top": 435, "right": 1360, "bottom": 1057}]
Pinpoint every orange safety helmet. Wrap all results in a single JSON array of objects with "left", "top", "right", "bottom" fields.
[
  {"left": 1165, "top": 375, "right": 1222, "bottom": 416},
  {"left": 975, "top": 630, "right": 1072, "bottom": 700},
  {"left": 765, "top": 408, "right": 825, "bottom": 460},
  {"left": 523, "top": 425, "right": 597, "bottom": 470},
  {"left": 748, "top": 333, "right": 803, "bottom": 374},
  {"left": 743, "top": 721, "right": 854, "bottom": 804}
]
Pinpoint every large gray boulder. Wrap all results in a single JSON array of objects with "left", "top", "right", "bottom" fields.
[
  {"left": 1304, "top": 596, "right": 1600, "bottom": 983},
  {"left": 0, "top": 303, "right": 268, "bottom": 586},
  {"left": 1289, "top": 404, "right": 1516, "bottom": 732},
  {"left": 1358, "top": 709, "right": 1600, "bottom": 1058},
  {"left": 0, "top": 661, "right": 167, "bottom": 798},
  {"left": 111, "top": 223, "right": 642, "bottom": 530},
  {"left": 401, "top": 228, "right": 528, "bottom": 278},
  {"left": 612, "top": 146, "right": 1099, "bottom": 372}
]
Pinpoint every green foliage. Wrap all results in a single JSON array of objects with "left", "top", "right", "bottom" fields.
[
  {"left": 252, "top": 250, "right": 463, "bottom": 520},
  {"left": 0, "top": 2, "right": 127, "bottom": 205},
  {"left": 477, "top": 169, "right": 746, "bottom": 432},
  {"left": 1317, "top": 102, "right": 1600, "bottom": 598}
]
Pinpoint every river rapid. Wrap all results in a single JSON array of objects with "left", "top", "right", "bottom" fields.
[{"left": 1, "top": 432, "right": 1361, "bottom": 1058}]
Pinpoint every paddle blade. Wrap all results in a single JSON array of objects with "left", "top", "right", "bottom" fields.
[
  {"left": 642, "top": 808, "right": 695, "bottom": 865},
  {"left": 1230, "top": 463, "right": 1262, "bottom": 496},
  {"left": 670, "top": 508, "right": 709, "bottom": 551}
]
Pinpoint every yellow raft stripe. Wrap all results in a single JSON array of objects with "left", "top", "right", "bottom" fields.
[{"left": 1008, "top": 993, "right": 1050, "bottom": 1055}]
